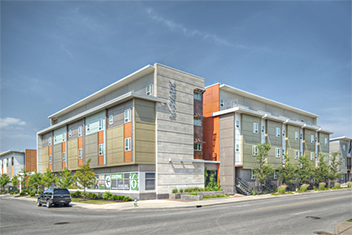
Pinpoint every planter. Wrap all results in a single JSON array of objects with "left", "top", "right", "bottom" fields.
[
  {"left": 197, "top": 191, "right": 224, "bottom": 196},
  {"left": 181, "top": 195, "right": 203, "bottom": 201}
]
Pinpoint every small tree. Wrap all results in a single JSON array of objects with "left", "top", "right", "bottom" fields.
[
  {"left": 277, "top": 155, "right": 298, "bottom": 189},
  {"left": 0, "top": 173, "right": 10, "bottom": 191},
  {"left": 74, "top": 159, "right": 95, "bottom": 199},
  {"left": 328, "top": 152, "right": 344, "bottom": 183},
  {"left": 253, "top": 143, "right": 274, "bottom": 192},
  {"left": 18, "top": 167, "right": 29, "bottom": 192},
  {"left": 27, "top": 170, "right": 43, "bottom": 192},
  {"left": 57, "top": 168, "right": 74, "bottom": 189},
  {"left": 41, "top": 168, "right": 58, "bottom": 189},
  {"left": 314, "top": 154, "right": 329, "bottom": 185},
  {"left": 298, "top": 155, "right": 315, "bottom": 185},
  {"left": 11, "top": 175, "right": 19, "bottom": 189}
]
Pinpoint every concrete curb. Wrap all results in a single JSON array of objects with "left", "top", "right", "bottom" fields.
[{"left": 335, "top": 221, "right": 352, "bottom": 235}]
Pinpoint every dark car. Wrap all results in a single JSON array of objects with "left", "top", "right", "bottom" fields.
[{"left": 37, "top": 188, "right": 71, "bottom": 208}]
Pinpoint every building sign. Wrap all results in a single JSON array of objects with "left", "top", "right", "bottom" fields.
[
  {"left": 168, "top": 81, "right": 176, "bottom": 118},
  {"left": 89, "top": 172, "right": 139, "bottom": 191}
]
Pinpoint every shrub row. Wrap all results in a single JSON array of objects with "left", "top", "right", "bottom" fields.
[
  {"left": 70, "top": 191, "right": 132, "bottom": 201},
  {"left": 171, "top": 186, "right": 222, "bottom": 194}
]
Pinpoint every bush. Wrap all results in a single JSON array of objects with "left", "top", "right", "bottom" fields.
[
  {"left": 20, "top": 191, "right": 25, "bottom": 196},
  {"left": 112, "top": 195, "right": 119, "bottom": 200},
  {"left": 117, "top": 195, "right": 125, "bottom": 200},
  {"left": 72, "top": 191, "right": 82, "bottom": 197},
  {"left": 299, "top": 184, "right": 309, "bottom": 192},
  {"left": 97, "top": 193, "right": 103, "bottom": 199},
  {"left": 82, "top": 192, "right": 88, "bottom": 198},
  {"left": 14, "top": 191, "right": 18, "bottom": 194},
  {"left": 179, "top": 189, "right": 184, "bottom": 193},
  {"left": 29, "top": 189, "right": 36, "bottom": 196},
  {"left": 103, "top": 191, "right": 113, "bottom": 200},
  {"left": 319, "top": 182, "right": 326, "bottom": 190},
  {"left": 251, "top": 190, "right": 257, "bottom": 195},
  {"left": 313, "top": 186, "right": 317, "bottom": 190},
  {"left": 172, "top": 188, "right": 178, "bottom": 193},
  {"left": 87, "top": 192, "right": 97, "bottom": 198},
  {"left": 189, "top": 192, "right": 197, "bottom": 195},
  {"left": 333, "top": 182, "right": 341, "bottom": 189},
  {"left": 10, "top": 192, "right": 14, "bottom": 195},
  {"left": 123, "top": 196, "right": 132, "bottom": 201},
  {"left": 278, "top": 185, "right": 287, "bottom": 194},
  {"left": 347, "top": 182, "right": 352, "bottom": 188}
]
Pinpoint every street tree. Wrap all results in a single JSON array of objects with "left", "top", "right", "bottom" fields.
[
  {"left": 277, "top": 154, "right": 299, "bottom": 189},
  {"left": 0, "top": 173, "right": 10, "bottom": 191},
  {"left": 298, "top": 155, "right": 315, "bottom": 184},
  {"left": 74, "top": 159, "right": 96, "bottom": 198},
  {"left": 253, "top": 143, "right": 274, "bottom": 191},
  {"left": 57, "top": 167, "right": 74, "bottom": 189},
  {"left": 328, "top": 151, "right": 344, "bottom": 182},
  {"left": 41, "top": 168, "right": 58, "bottom": 188},
  {"left": 11, "top": 175, "right": 19, "bottom": 189},
  {"left": 18, "top": 167, "right": 29, "bottom": 192},
  {"left": 314, "top": 154, "right": 330, "bottom": 185},
  {"left": 27, "top": 170, "right": 43, "bottom": 192}
]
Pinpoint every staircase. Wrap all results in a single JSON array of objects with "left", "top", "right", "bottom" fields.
[{"left": 235, "top": 178, "right": 251, "bottom": 196}]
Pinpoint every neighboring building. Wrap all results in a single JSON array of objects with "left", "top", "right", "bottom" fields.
[
  {"left": 202, "top": 84, "right": 332, "bottom": 194},
  {"left": 0, "top": 149, "right": 37, "bottom": 178},
  {"left": 37, "top": 63, "right": 209, "bottom": 199},
  {"left": 329, "top": 136, "right": 352, "bottom": 183}
]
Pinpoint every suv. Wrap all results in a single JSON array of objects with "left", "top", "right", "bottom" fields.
[{"left": 37, "top": 188, "right": 71, "bottom": 208}]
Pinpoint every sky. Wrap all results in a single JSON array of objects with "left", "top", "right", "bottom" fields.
[{"left": 0, "top": 0, "right": 351, "bottom": 152}]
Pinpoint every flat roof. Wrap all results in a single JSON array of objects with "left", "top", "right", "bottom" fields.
[
  {"left": 330, "top": 136, "right": 352, "bottom": 142},
  {"left": 48, "top": 65, "right": 155, "bottom": 120},
  {"left": 0, "top": 150, "right": 25, "bottom": 157},
  {"left": 220, "top": 84, "right": 319, "bottom": 118}
]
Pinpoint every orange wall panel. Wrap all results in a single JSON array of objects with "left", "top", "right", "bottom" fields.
[
  {"left": 78, "top": 137, "right": 83, "bottom": 149},
  {"left": 98, "top": 131, "right": 104, "bottom": 145},
  {"left": 203, "top": 84, "right": 220, "bottom": 117},
  {"left": 124, "top": 151, "right": 132, "bottom": 162},
  {"left": 62, "top": 142, "right": 66, "bottom": 153},
  {"left": 6, "top": 167, "right": 8, "bottom": 175},
  {"left": 98, "top": 155, "right": 104, "bottom": 165},
  {"left": 49, "top": 146, "right": 52, "bottom": 155},
  {"left": 49, "top": 163, "right": 52, "bottom": 171},
  {"left": 62, "top": 161, "right": 66, "bottom": 169},
  {"left": 124, "top": 122, "right": 131, "bottom": 138},
  {"left": 11, "top": 166, "right": 14, "bottom": 177},
  {"left": 78, "top": 158, "right": 83, "bottom": 167}
]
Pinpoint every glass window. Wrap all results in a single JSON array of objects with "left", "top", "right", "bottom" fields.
[
  {"left": 145, "top": 173, "right": 155, "bottom": 190},
  {"left": 276, "top": 127, "right": 280, "bottom": 137},
  {"left": 236, "top": 120, "right": 240, "bottom": 128},
  {"left": 252, "top": 145, "right": 258, "bottom": 156},
  {"left": 124, "top": 109, "right": 131, "bottom": 123},
  {"left": 194, "top": 92, "right": 201, "bottom": 100},
  {"left": 79, "top": 149, "right": 82, "bottom": 159},
  {"left": 194, "top": 118, "right": 202, "bottom": 126},
  {"left": 49, "top": 137, "right": 52, "bottom": 146},
  {"left": 295, "top": 132, "right": 299, "bottom": 140},
  {"left": 324, "top": 155, "right": 328, "bottom": 162},
  {"left": 276, "top": 148, "right": 280, "bottom": 158},
  {"left": 343, "top": 145, "right": 346, "bottom": 151},
  {"left": 253, "top": 123, "right": 258, "bottom": 133},
  {"left": 78, "top": 126, "right": 82, "bottom": 137},
  {"left": 146, "top": 84, "right": 153, "bottom": 96},
  {"left": 12, "top": 157, "right": 14, "bottom": 166},
  {"left": 194, "top": 144, "right": 202, "bottom": 151},
  {"left": 99, "top": 120, "right": 103, "bottom": 130},
  {"left": 109, "top": 115, "right": 113, "bottom": 125},
  {"left": 311, "top": 152, "right": 314, "bottom": 161},
  {"left": 125, "top": 138, "right": 131, "bottom": 151},
  {"left": 311, "top": 135, "right": 314, "bottom": 143},
  {"left": 251, "top": 170, "right": 255, "bottom": 180},
  {"left": 87, "top": 124, "right": 90, "bottom": 131},
  {"left": 324, "top": 138, "right": 328, "bottom": 145},
  {"left": 99, "top": 144, "right": 104, "bottom": 156},
  {"left": 274, "top": 170, "right": 277, "bottom": 179},
  {"left": 236, "top": 144, "right": 239, "bottom": 152},
  {"left": 63, "top": 152, "right": 66, "bottom": 162},
  {"left": 69, "top": 130, "right": 72, "bottom": 137},
  {"left": 49, "top": 155, "right": 52, "bottom": 164},
  {"left": 261, "top": 125, "right": 265, "bottom": 133},
  {"left": 295, "top": 150, "right": 299, "bottom": 159},
  {"left": 220, "top": 99, "right": 224, "bottom": 107},
  {"left": 282, "top": 129, "right": 285, "bottom": 136}
]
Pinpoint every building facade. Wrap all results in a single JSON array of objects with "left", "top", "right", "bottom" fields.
[
  {"left": 329, "top": 137, "right": 352, "bottom": 183},
  {"left": 0, "top": 149, "right": 37, "bottom": 178},
  {"left": 201, "top": 84, "right": 332, "bottom": 194},
  {"left": 37, "top": 64, "right": 210, "bottom": 199}
]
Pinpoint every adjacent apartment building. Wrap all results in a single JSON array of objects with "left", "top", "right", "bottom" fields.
[
  {"left": 0, "top": 149, "right": 37, "bottom": 178},
  {"left": 37, "top": 64, "right": 210, "bottom": 199},
  {"left": 329, "top": 136, "right": 352, "bottom": 183}
]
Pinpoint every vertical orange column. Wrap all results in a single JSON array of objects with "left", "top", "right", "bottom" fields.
[
  {"left": 49, "top": 145, "right": 52, "bottom": 170},
  {"left": 62, "top": 142, "right": 66, "bottom": 169},
  {"left": 11, "top": 166, "right": 14, "bottom": 178},
  {"left": 78, "top": 137, "right": 83, "bottom": 166},
  {"left": 98, "top": 131, "right": 104, "bottom": 165},
  {"left": 124, "top": 122, "right": 132, "bottom": 162}
]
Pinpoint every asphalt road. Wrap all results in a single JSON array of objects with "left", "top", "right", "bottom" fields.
[{"left": 1, "top": 190, "right": 351, "bottom": 235}]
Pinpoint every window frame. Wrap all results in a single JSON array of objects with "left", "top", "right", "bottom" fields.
[
  {"left": 78, "top": 126, "right": 82, "bottom": 137},
  {"left": 251, "top": 169, "right": 255, "bottom": 180},
  {"left": 253, "top": 122, "right": 258, "bottom": 134},
  {"left": 235, "top": 120, "right": 240, "bottom": 128},
  {"left": 98, "top": 119, "right": 103, "bottom": 130},
  {"left": 194, "top": 144, "right": 202, "bottom": 151},
  {"left": 311, "top": 135, "right": 314, "bottom": 143},
  {"left": 49, "top": 137, "right": 52, "bottom": 146},
  {"left": 252, "top": 145, "right": 258, "bottom": 156},
  {"left": 324, "top": 138, "right": 328, "bottom": 145},
  {"left": 295, "top": 131, "right": 299, "bottom": 140},
  {"left": 220, "top": 99, "right": 224, "bottom": 107},
  {"left": 275, "top": 148, "right": 280, "bottom": 158},
  {"left": 99, "top": 144, "right": 104, "bottom": 156},
  {"left": 125, "top": 138, "right": 131, "bottom": 151},
  {"left": 49, "top": 155, "right": 52, "bottom": 164},
  {"left": 310, "top": 152, "right": 314, "bottom": 161},
  {"left": 343, "top": 145, "right": 346, "bottom": 151},
  {"left": 193, "top": 92, "right": 201, "bottom": 100},
  {"left": 69, "top": 129, "right": 72, "bottom": 137},
  {"left": 194, "top": 118, "right": 202, "bottom": 126},
  {"left": 295, "top": 150, "right": 299, "bottom": 159},
  {"left": 276, "top": 127, "right": 280, "bottom": 137},
  {"left": 324, "top": 155, "right": 328, "bottom": 162},
  {"left": 79, "top": 149, "right": 83, "bottom": 159},
  {"left": 124, "top": 109, "right": 131, "bottom": 123},
  {"left": 109, "top": 114, "right": 113, "bottom": 125},
  {"left": 63, "top": 152, "right": 66, "bottom": 162},
  {"left": 146, "top": 84, "right": 153, "bottom": 96}
]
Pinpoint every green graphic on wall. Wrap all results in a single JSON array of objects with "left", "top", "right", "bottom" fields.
[
  {"left": 105, "top": 174, "right": 111, "bottom": 189},
  {"left": 129, "top": 173, "right": 139, "bottom": 191}
]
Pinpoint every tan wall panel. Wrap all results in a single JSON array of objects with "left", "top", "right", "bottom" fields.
[
  {"left": 242, "top": 114, "right": 260, "bottom": 169},
  {"left": 106, "top": 125, "right": 124, "bottom": 166},
  {"left": 135, "top": 122, "right": 155, "bottom": 164},
  {"left": 67, "top": 139, "right": 79, "bottom": 170},
  {"left": 134, "top": 99, "right": 155, "bottom": 123},
  {"left": 41, "top": 147, "right": 49, "bottom": 172},
  {"left": 85, "top": 133, "right": 98, "bottom": 167},
  {"left": 53, "top": 144, "right": 62, "bottom": 172}
]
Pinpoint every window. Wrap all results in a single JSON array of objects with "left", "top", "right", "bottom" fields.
[
  {"left": 253, "top": 123, "right": 258, "bottom": 133},
  {"left": 220, "top": 99, "right": 224, "bottom": 107},
  {"left": 49, "top": 155, "right": 52, "bottom": 164},
  {"left": 295, "top": 150, "right": 299, "bottom": 159},
  {"left": 87, "top": 124, "right": 90, "bottom": 131},
  {"left": 11, "top": 157, "right": 14, "bottom": 166},
  {"left": 146, "top": 84, "right": 153, "bottom": 96},
  {"left": 276, "top": 148, "right": 280, "bottom": 158},
  {"left": 124, "top": 109, "right": 131, "bottom": 123},
  {"left": 274, "top": 170, "right": 277, "bottom": 179},
  {"left": 125, "top": 138, "right": 131, "bottom": 151},
  {"left": 109, "top": 115, "right": 113, "bottom": 125},
  {"left": 295, "top": 132, "right": 299, "bottom": 140},
  {"left": 282, "top": 129, "right": 285, "bottom": 136},
  {"left": 78, "top": 126, "right": 82, "bottom": 137},
  {"left": 343, "top": 145, "right": 346, "bottom": 151},
  {"left": 194, "top": 118, "right": 202, "bottom": 126},
  {"left": 62, "top": 133, "right": 65, "bottom": 141},
  {"left": 300, "top": 133, "right": 303, "bottom": 139},
  {"left": 324, "top": 155, "right": 328, "bottom": 162},
  {"left": 99, "top": 144, "right": 104, "bottom": 156},
  {"left": 63, "top": 152, "right": 66, "bottom": 162},
  {"left": 79, "top": 149, "right": 82, "bottom": 159},
  {"left": 310, "top": 152, "right": 314, "bottom": 161},
  {"left": 261, "top": 125, "right": 265, "bottom": 133},
  {"left": 236, "top": 120, "right": 240, "bottom": 128},
  {"left": 194, "top": 92, "right": 201, "bottom": 100},
  {"left": 69, "top": 129, "right": 72, "bottom": 137},
  {"left": 324, "top": 138, "right": 328, "bottom": 145},
  {"left": 194, "top": 144, "right": 202, "bottom": 151},
  {"left": 251, "top": 169, "right": 255, "bottom": 180},
  {"left": 98, "top": 120, "right": 103, "bottom": 130},
  {"left": 145, "top": 173, "right": 155, "bottom": 190},
  {"left": 49, "top": 137, "right": 52, "bottom": 146},
  {"left": 236, "top": 144, "right": 239, "bottom": 152},
  {"left": 282, "top": 149, "right": 285, "bottom": 156},
  {"left": 252, "top": 145, "right": 258, "bottom": 156},
  {"left": 276, "top": 127, "right": 280, "bottom": 137},
  {"left": 311, "top": 135, "right": 314, "bottom": 143}
]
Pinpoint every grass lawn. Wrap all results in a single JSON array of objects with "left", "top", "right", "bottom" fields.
[
  {"left": 71, "top": 198, "right": 119, "bottom": 204},
  {"left": 347, "top": 218, "right": 352, "bottom": 222},
  {"left": 203, "top": 194, "right": 229, "bottom": 199}
]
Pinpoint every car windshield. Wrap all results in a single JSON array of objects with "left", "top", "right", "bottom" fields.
[{"left": 54, "top": 189, "right": 69, "bottom": 194}]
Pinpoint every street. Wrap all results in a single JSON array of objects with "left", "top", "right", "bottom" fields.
[{"left": 1, "top": 190, "right": 351, "bottom": 235}]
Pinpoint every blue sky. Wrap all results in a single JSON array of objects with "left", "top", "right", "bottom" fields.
[{"left": 1, "top": 1, "right": 351, "bottom": 152}]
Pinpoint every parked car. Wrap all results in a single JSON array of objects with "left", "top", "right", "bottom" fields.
[{"left": 37, "top": 188, "right": 71, "bottom": 208}]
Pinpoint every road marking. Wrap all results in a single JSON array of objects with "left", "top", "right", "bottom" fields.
[
  {"left": 291, "top": 210, "right": 312, "bottom": 216},
  {"left": 256, "top": 195, "right": 352, "bottom": 211}
]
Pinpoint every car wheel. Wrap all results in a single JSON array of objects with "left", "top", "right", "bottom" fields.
[
  {"left": 64, "top": 203, "right": 70, "bottom": 207},
  {"left": 37, "top": 199, "right": 42, "bottom": 207},
  {"left": 46, "top": 200, "right": 52, "bottom": 208}
]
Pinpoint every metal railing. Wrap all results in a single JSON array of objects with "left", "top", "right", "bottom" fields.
[{"left": 235, "top": 178, "right": 251, "bottom": 196}]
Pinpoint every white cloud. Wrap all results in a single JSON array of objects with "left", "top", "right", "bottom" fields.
[
  {"left": 146, "top": 8, "right": 247, "bottom": 49},
  {"left": 0, "top": 117, "right": 26, "bottom": 129}
]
